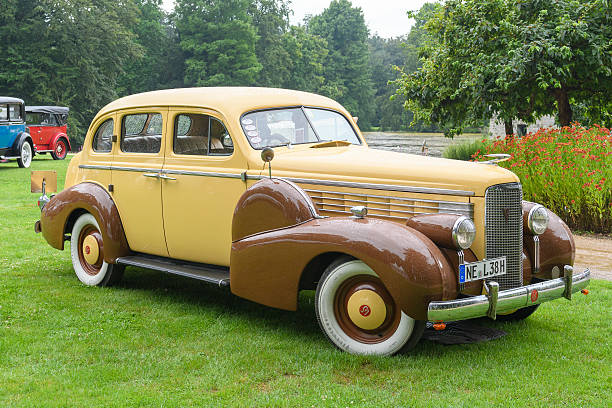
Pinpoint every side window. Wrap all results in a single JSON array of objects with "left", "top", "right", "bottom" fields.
[
  {"left": 92, "top": 119, "right": 114, "bottom": 153},
  {"left": 8, "top": 104, "right": 22, "bottom": 121},
  {"left": 121, "top": 113, "right": 162, "bottom": 153},
  {"left": 209, "top": 118, "right": 233, "bottom": 155},
  {"left": 173, "top": 113, "right": 233, "bottom": 156},
  {"left": 0, "top": 105, "right": 7, "bottom": 121}
]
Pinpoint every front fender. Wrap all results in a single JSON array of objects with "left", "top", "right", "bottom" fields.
[
  {"left": 230, "top": 217, "right": 456, "bottom": 320},
  {"left": 40, "top": 182, "right": 130, "bottom": 263},
  {"left": 523, "top": 202, "right": 575, "bottom": 279}
]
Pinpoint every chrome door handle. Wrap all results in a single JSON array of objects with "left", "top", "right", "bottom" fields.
[
  {"left": 159, "top": 174, "right": 176, "bottom": 180},
  {"left": 143, "top": 173, "right": 160, "bottom": 178}
]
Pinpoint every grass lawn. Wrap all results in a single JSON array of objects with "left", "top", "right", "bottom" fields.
[{"left": 1, "top": 156, "right": 610, "bottom": 407}]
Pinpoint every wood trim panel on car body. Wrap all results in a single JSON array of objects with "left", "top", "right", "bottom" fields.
[{"left": 40, "top": 182, "right": 131, "bottom": 263}]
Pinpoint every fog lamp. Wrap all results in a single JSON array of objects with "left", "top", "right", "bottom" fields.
[
  {"left": 528, "top": 205, "right": 548, "bottom": 235},
  {"left": 452, "top": 216, "right": 476, "bottom": 249}
]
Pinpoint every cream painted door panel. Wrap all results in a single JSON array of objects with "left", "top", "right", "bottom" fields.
[
  {"left": 111, "top": 109, "right": 168, "bottom": 256},
  {"left": 162, "top": 109, "right": 247, "bottom": 266}
]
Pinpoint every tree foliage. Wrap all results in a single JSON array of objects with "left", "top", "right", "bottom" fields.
[
  {"left": 396, "top": 0, "right": 612, "bottom": 137},
  {"left": 175, "top": 0, "right": 261, "bottom": 86},
  {"left": 308, "top": 0, "right": 375, "bottom": 128}
]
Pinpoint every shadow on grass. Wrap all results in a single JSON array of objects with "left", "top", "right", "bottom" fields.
[{"left": 115, "top": 266, "right": 323, "bottom": 342}]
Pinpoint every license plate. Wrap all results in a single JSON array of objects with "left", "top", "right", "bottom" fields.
[{"left": 459, "top": 257, "right": 506, "bottom": 283}]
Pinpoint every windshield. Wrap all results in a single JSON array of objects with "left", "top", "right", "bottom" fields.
[{"left": 241, "top": 107, "right": 361, "bottom": 149}]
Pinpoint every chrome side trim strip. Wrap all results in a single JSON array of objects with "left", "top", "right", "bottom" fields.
[
  {"left": 163, "top": 169, "right": 243, "bottom": 179},
  {"left": 248, "top": 175, "right": 474, "bottom": 196},
  {"left": 427, "top": 268, "right": 590, "bottom": 322},
  {"left": 80, "top": 165, "right": 244, "bottom": 179}
]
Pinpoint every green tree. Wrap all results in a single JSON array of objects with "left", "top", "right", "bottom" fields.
[
  {"left": 248, "top": 0, "right": 291, "bottom": 87},
  {"left": 0, "top": 0, "right": 141, "bottom": 147},
  {"left": 175, "top": 0, "right": 261, "bottom": 86},
  {"left": 118, "top": 0, "right": 184, "bottom": 95},
  {"left": 280, "top": 25, "right": 329, "bottom": 93},
  {"left": 397, "top": 0, "right": 612, "bottom": 136},
  {"left": 308, "top": 0, "right": 375, "bottom": 128}
]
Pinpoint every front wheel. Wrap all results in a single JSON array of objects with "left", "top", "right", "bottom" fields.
[
  {"left": 17, "top": 141, "right": 32, "bottom": 168},
  {"left": 70, "top": 213, "right": 124, "bottom": 286},
  {"left": 51, "top": 139, "right": 68, "bottom": 160},
  {"left": 315, "top": 258, "right": 425, "bottom": 355}
]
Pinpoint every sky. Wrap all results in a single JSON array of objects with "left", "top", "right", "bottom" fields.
[{"left": 161, "top": 0, "right": 432, "bottom": 38}]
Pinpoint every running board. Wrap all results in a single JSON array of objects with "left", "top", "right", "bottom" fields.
[{"left": 116, "top": 254, "right": 230, "bottom": 287}]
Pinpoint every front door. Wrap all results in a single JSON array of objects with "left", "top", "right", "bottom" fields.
[
  {"left": 111, "top": 108, "right": 168, "bottom": 257},
  {"left": 162, "top": 108, "right": 247, "bottom": 266}
]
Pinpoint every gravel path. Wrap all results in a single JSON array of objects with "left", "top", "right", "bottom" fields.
[
  {"left": 574, "top": 236, "right": 612, "bottom": 281},
  {"left": 363, "top": 132, "right": 612, "bottom": 281}
]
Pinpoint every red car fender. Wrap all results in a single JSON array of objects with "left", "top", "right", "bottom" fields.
[{"left": 49, "top": 129, "right": 71, "bottom": 152}]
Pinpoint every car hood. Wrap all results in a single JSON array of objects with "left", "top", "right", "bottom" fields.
[{"left": 260, "top": 145, "right": 519, "bottom": 197}]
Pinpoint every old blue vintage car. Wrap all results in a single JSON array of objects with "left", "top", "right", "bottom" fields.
[{"left": 0, "top": 97, "right": 34, "bottom": 168}]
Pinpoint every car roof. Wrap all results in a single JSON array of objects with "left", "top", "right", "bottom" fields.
[
  {"left": 26, "top": 106, "right": 69, "bottom": 115},
  {"left": 97, "top": 87, "right": 349, "bottom": 120},
  {"left": 0, "top": 97, "right": 24, "bottom": 104}
]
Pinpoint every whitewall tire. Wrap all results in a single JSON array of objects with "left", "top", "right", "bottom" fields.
[
  {"left": 17, "top": 141, "right": 32, "bottom": 168},
  {"left": 315, "top": 258, "right": 424, "bottom": 356},
  {"left": 70, "top": 213, "right": 123, "bottom": 287}
]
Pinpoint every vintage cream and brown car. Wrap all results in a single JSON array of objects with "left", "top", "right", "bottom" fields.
[{"left": 35, "top": 87, "right": 590, "bottom": 355}]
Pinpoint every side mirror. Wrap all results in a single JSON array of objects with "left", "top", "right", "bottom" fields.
[{"left": 261, "top": 147, "right": 274, "bottom": 178}]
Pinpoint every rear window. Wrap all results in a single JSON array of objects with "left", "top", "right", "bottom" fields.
[
  {"left": 92, "top": 119, "right": 114, "bottom": 153},
  {"left": 8, "top": 104, "right": 22, "bottom": 121}
]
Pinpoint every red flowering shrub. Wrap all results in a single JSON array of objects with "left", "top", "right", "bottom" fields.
[{"left": 473, "top": 124, "right": 611, "bottom": 233}]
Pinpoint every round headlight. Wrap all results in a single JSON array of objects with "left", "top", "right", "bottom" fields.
[
  {"left": 452, "top": 216, "right": 476, "bottom": 250},
  {"left": 528, "top": 205, "right": 549, "bottom": 235}
]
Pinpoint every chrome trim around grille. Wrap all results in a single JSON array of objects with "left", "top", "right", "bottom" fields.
[
  {"left": 485, "top": 183, "right": 523, "bottom": 290},
  {"left": 305, "top": 187, "right": 473, "bottom": 221}
]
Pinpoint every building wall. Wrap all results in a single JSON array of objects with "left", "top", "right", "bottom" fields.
[{"left": 488, "top": 115, "right": 556, "bottom": 138}]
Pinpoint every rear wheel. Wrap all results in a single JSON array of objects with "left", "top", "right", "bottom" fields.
[
  {"left": 17, "top": 141, "right": 32, "bottom": 168},
  {"left": 315, "top": 257, "right": 425, "bottom": 355},
  {"left": 70, "top": 213, "right": 124, "bottom": 286},
  {"left": 51, "top": 139, "right": 68, "bottom": 160}
]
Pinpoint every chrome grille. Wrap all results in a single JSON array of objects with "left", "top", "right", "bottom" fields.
[
  {"left": 485, "top": 183, "right": 523, "bottom": 290},
  {"left": 304, "top": 188, "right": 473, "bottom": 222}
]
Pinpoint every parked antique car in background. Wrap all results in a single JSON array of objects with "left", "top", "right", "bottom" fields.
[
  {"left": 0, "top": 97, "right": 34, "bottom": 167},
  {"left": 26, "top": 106, "right": 71, "bottom": 160},
  {"left": 34, "top": 88, "right": 590, "bottom": 355}
]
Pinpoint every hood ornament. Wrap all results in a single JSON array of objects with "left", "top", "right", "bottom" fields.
[{"left": 479, "top": 153, "right": 511, "bottom": 165}]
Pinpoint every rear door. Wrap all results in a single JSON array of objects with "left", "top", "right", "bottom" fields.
[
  {"left": 111, "top": 108, "right": 168, "bottom": 257},
  {"left": 161, "top": 108, "right": 247, "bottom": 266}
]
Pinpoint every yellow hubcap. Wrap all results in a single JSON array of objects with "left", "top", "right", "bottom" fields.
[
  {"left": 347, "top": 289, "right": 386, "bottom": 330},
  {"left": 82, "top": 234, "right": 100, "bottom": 265}
]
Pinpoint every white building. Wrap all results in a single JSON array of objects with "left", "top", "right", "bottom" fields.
[{"left": 488, "top": 115, "right": 556, "bottom": 138}]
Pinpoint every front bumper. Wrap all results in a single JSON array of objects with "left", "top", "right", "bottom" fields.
[{"left": 428, "top": 266, "right": 590, "bottom": 321}]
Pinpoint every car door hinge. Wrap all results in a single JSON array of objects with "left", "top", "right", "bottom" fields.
[
  {"left": 108, "top": 184, "right": 114, "bottom": 192},
  {"left": 240, "top": 171, "right": 247, "bottom": 182},
  {"left": 111, "top": 135, "right": 117, "bottom": 143}
]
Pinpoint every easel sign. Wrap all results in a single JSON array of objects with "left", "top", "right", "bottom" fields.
[{"left": 30, "top": 171, "right": 57, "bottom": 194}]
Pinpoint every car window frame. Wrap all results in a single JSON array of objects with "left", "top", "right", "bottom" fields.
[
  {"left": 239, "top": 105, "right": 363, "bottom": 150},
  {"left": 120, "top": 111, "right": 164, "bottom": 154},
  {"left": 172, "top": 111, "right": 235, "bottom": 158},
  {"left": 91, "top": 117, "right": 114, "bottom": 154}
]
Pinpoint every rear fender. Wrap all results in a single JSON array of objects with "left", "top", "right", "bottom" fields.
[
  {"left": 40, "top": 182, "right": 130, "bottom": 263},
  {"left": 11, "top": 132, "right": 33, "bottom": 156},
  {"left": 50, "top": 132, "right": 71, "bottom": 152},
  {"left": 230, "top": 217, "right": 457, "bottom": 321}
]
